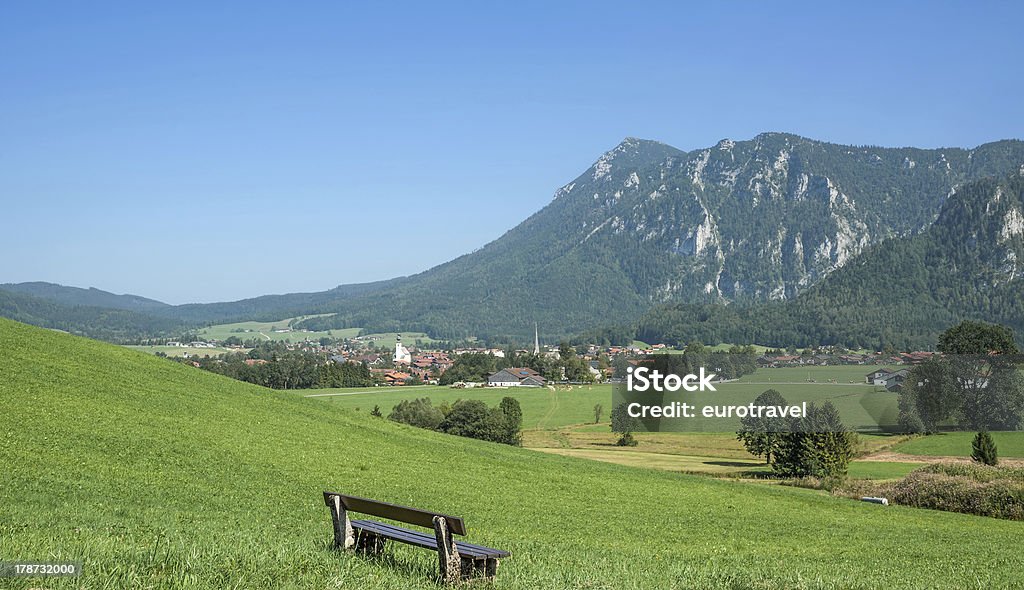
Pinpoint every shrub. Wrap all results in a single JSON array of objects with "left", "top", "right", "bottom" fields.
[
  {"left": 388, "top": 398, "right": 444, "bottom": 430},
  {"left": 888, "top": 463, "right": 1024, "bottom": 520},
  {"left": 972, "top": 431, "right": 999, "bottom": 466},
  {"left": 437, "top": 400, "right": 504, "bottom": 442}
]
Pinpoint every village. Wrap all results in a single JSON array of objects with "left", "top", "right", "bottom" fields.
[{"left": 156, "top": 327, "right": 938, "bottom": 392}]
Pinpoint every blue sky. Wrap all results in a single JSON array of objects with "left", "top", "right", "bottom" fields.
[{"left": 2, "top": 1, "right": 1022, "bottom": 304}]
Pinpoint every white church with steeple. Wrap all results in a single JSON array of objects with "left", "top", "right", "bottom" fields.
[{"left": 393, "top": 334, "right": 412, "bottom": 365}]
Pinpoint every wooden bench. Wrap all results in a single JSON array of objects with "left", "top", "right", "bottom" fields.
[{"left": 323, "top": 491, "right": 510, "bottom": 584}]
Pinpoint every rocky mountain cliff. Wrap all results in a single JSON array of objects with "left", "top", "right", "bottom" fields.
[{"left": 637, "top": 170, "right": 1024, "bottom": 349}]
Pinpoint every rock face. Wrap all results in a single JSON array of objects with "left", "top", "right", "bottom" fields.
[
  {"left": 521, "top": 132, "right": 1024, "bottom": 304},
  {"left": 292, "top": 133, "right": 1024, "bottom": 338}
]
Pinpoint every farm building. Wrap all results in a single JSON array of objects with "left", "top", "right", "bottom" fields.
[{"left": 488, "top": 367, "right": 546, "bottom": 387}]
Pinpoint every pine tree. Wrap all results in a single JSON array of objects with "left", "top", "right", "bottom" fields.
[{"left": 971, "top": 431, "right": 999, "bottom": 466}]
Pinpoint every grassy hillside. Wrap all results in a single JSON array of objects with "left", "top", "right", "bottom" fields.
[{"left": 2, "top": 318, "right": 1024, "bottom": 588}]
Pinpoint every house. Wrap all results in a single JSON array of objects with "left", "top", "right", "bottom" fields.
[
  {"left": 354, "top": 354, "right": 386, "bottom": 366},
  {"left": 869, "top": 369, "right": 909, "bottom": 390},
  {"left": 383, "top": 371, "right": 411, "bottom": 385},
  {"left": 865, "top": 368, "right": 894, "bottom": 384},
  {"left": 487, "top": 367, "right": 546, "bottom": 387}
]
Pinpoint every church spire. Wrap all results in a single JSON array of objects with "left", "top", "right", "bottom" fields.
[{"left": 533, "top": 323, "right": 540, "bottom": 355}]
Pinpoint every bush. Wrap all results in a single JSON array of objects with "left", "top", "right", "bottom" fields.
[
  {"left": 972, "top": 431, "right": 999, "bottom": 466},
  {"left": 436, "top": 398, "right": 523, "bottom": 446},
  {"left": 389, "top": 396, "right": 523, "bottom": 446},
  {"left": 388, "top": 398, "right": 444, "bottom": 430},
  {"left": 888, "top": 463, "right": 1024, "bottom": 520}
]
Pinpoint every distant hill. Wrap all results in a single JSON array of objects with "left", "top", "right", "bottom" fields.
[
  {"left": 637, "top": 170, "right": 1024, "bottom": 350},
  {"left": 0, "top": 280, "right": 404, "bottom": 341},
  {"left": 0, "top": 281, "right": 171, "bottom": 312},
  {"left": 0, "top": 288, "right": 183, "bottom": 342},
  {"left": 2, "top": 316, "right": 1022, "bottom": 587}
]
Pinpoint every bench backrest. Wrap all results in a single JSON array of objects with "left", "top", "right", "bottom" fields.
[{"left": 323, "top": 492, "right": 467, "bottom": 536}]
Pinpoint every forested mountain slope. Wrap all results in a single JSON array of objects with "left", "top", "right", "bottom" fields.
[{"left": 638, "top": 171, "right": 1024, "bottom": 350}]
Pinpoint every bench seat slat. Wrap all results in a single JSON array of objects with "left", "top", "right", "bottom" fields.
[
  {"left": 355, "top": 519, "right": 509, "bottom": 556},
  {"left": 352, "top": 520, "right": 509, "bottom": 558}
]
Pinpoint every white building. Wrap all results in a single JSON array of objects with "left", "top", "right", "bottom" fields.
[{"left": 394, "top": 335, "right": 412, "bottom": 365}]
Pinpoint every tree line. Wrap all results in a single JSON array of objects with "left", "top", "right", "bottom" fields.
[
  {"left": 173, "top": 342, "right": 374, "bottom": 389},
  {"left": 386, "top": 396, "right": 523, "bottom": 446}
]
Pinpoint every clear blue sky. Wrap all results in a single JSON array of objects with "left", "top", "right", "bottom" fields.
[{"left": 2, "top": 1, "right": 1022, "bottom": 304}]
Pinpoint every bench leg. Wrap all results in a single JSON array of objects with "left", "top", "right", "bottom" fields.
[
  {"left": 457, "top": 557, "right": 499, "bottom": 581},
  {"left": 433, "top": 516, "right": 461, "bottom": 584},
  {"left": 327, "top": 494, "right": 355, "bottom": 549},
  {"left": 460, "top": 556, "right": 483, "bottom": 579},
  {"left": 355, "top": 530, "right": 387, "bottom": 555}
]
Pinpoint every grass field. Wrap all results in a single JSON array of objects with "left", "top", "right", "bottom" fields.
[
  {"left": 303, "top": 373, "right": 1024, "bottom": 481},
  {"left": 306, "top": 384, "right": 606, "bottom": 430},
  {"left": 310, "top": 376, "right": 897, "bottom": 433},
  {"left": 126, "top": 345, "right": 238, "bottom": 358},
  {"left": 356, "top": 332, "right": 437, "bottom": 349},
  {"left": 733, "top": 365, "right": 883, "bottom": 384},
  {"left": 196, "top": 315, "right": 357, "bottom": 343},
  {"left": 528, "top": 449, "right": 920, "bottom": 480},
  {"left": 5, "top": 321, "right": 1024, "bottom": 588},
  {"left": 893, "top": 431, "right": 1024, "bottom": 458}
]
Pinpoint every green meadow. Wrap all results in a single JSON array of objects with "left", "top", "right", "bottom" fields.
[
  {"left": 4, "top": 318, "right": 1024, "bottom": 588},
  {"left": 356, "top": 332, "right": 438, "bottom": 349},
  {"left": 892, "top": 431, "right": 1024, "bottom": 458},
  {"left": 196, "top": 315, "right": 356, "bottom": 343},
  {"left": 309, "top": 374, "right": 1024, "bottom": 480},
  {"left": 193, "top": 317, "right": 436, "bottom": 349},
  {"left": 125, "top": 344, "right": 237, "bottom": 358},
  {"left": 306, "top": 384, "right": 604, "bottom": 430}
]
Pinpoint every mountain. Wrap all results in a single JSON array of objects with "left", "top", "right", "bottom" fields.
[
  {"left": 7, "top": 132, "right": 1024, "bottom": 344},
  {"left": 637, "top": 170, "right": 1024, "bottom": 350},
  {"left": 290, "top": 133, "right": 1024, "bottom": 339},
  {"left": 0, "top": 281, "right": 171, "bottom": 312}
]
